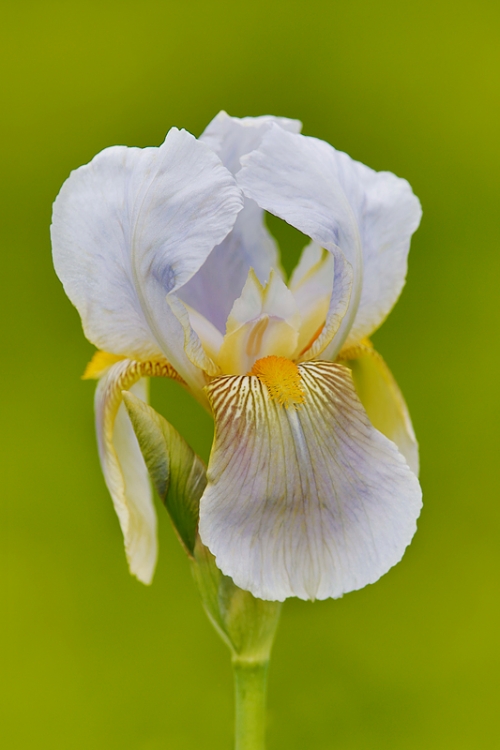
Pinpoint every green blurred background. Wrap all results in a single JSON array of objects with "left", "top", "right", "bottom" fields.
[{"left": 3, "top": 1, "right": 499, "bottom": 747}]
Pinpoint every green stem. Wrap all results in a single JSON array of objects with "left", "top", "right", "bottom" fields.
[{"left": 233, "top": 659, "right": 269, "bottom": 750}]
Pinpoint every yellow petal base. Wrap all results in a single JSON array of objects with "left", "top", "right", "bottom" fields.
[
  {"left": 83, "top": 350, "right": 185, "bottom": 384},
  {"left": 82, "top": 351, "right": 126, "bottom": 379},
  {"left": 249, "top": 355, "right": 304, "bottom": 407}
]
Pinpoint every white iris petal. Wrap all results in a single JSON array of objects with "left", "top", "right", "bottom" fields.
[
  {"left": 52, "top": 127, "right": 243, "bottom": 399},
  {"left": 340, "top": 343, "right": 419, "bottom": 475},
  {"left": 179, "top": 113, "right": 302, "bottom": 330},
  {"left": 237, "top": 125, "right": 363, "bottom": 360},
  {"left": 199, "top": 362, "right": 422, "bottom": 601},
  {"left": 95, "top": 361, "right": 157, "bottom": 584},
  {"left": 237, "top": 123, "right": 421, "bottom": 350}
]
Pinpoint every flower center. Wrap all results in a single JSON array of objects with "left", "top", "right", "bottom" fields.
[{"left": 249, "top": 355, "right": 305, "bottom": 407}]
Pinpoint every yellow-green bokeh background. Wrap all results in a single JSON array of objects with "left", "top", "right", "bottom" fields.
[{"left": 3, "top": 1, "right": 500, "bottom": 747}]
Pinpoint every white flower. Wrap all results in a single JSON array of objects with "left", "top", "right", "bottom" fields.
[{"left": 51, "top": 112, "right": 422, "bottom": 601}]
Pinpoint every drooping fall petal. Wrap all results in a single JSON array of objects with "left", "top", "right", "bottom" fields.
[
  {"left": 339, "top": 341, "right": 419, "bottom": 475},
  {"left": 199, "top": 361, "right": 421, "bottom": 601},
  {"left": 93, "top": 358, "right": 183, "bottom": 583}
]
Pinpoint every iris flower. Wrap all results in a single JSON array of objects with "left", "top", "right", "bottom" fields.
[{"left": 51, "top": 112, "right": 422, "bottom": 602}]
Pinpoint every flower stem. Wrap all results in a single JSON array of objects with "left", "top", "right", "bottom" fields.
[{"left": 233, "top": 658, "right": 269, "bottom": 750}]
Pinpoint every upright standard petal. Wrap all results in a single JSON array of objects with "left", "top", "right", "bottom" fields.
[
  {"left": 339, "top": 341, "right": 419, "bottom": 475},
  {"left": 328, "top": 150, "right": 422, "bottom": 346},
  {"left": 199, "top": 361, "right": 422, "bottom": 601},
  {"left": 92, "top": 358, "right": 183, "bottom": 583},
  {"left": 200, "top": 112, "right": 302, "bottom": 176},
  {"left": 238, "top": 125, "right": 421, "bottom": 350},
  {"left": 237, "top": 125, "right": 362, "bottom": 359},
  {"left": 179, "top": 113, "right": 302, "bottom": 331},
  {"left": 52, "top": 128, "right": 243, "bottom": 395}
]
